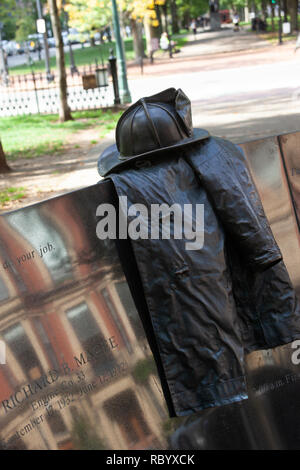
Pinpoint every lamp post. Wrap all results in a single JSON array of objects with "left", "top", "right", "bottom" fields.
[
  {"left": 63, "top": 1, "right": 78, "bottom": 75},
  {"left": 278, "top": 0, "right": 283, "bottom": 45},
  {"left": 0, "top": 22, "right": 9, "bottom": 85},
  {"left": 111, "top": 0, "right": 131, "bottom": 104},
  {"left": 36, "top": 0, "right": 53, "bottom": 81}
]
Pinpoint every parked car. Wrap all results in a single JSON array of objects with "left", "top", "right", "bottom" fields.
[
  {"left": 68, "top": 28, "right": 82, "bottom": 44},
  {"left": 47, "top": 37, "right": 56, "bottom": 48},
  {"left": 15, "top": 42, "right": 25, "bottom": 54},
  {"left": 61, "top": 31, "right": 69, "bottom": 45},
  {"left": 27, "top": 33, "right": 44, "bottom": 52},
  {"left": 3, "top": 40, "right": 19, "bottom": 56}
]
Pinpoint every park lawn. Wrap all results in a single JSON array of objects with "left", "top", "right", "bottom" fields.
[
  {"left": 9, "top": 34, "right": 188, "bottom": 76},
  {"left": 243, "top": 15, "right": 299, "bottom": 43},
  {"left": 260, "top": 31, "right": 297, "bottom": 43},
  {"left": 0, "top": 109, "right": 122, "bottom": 160},
  {"left": 0, "top": 187, "right": 26, "bottom": 205}
]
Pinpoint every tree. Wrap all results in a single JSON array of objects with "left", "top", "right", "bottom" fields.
[
  {"left": 65, "top": 0, "right": 111, "bottom": 42},
  {"left": 119, "top": 0, "right": 166, "bottom": 58},
  {"left": 170, "top": 0, "right": 180, "bottom": 34},
  {"left": 48, "top": 0, "right": 72, "bottom": 121},
  {"left": 0, "top": 1, "right": 18, "bottom": 39},
  {"left": 130, "top": 17, "right": 145, "bottom": 59},
  {"left": 0, "top": 140, "right": 11, "bottom": 173},
  {"left": 15, "top": 16, "right": 36, "bottom": 43},
  {"left": 177, "top": 0, "right": 208, "bottom": 28}
]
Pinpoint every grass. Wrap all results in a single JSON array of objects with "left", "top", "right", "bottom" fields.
[
  {"left": 261, "top": 32, "right": 297, "bottom": 43},
  {"left": 9, "top": 33, "right": 189, "bottom": 76},
  {"left": 242, "top": 14, "right": 300, "bottom": 43},
  {"left": 0, "top": 109, "right": 122, "bottom": 160},
  {"left": 0, "top": 187, "right": 26, "bottom": 205}
]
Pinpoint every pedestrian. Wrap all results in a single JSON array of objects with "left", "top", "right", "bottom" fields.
[
  {"left": 190, "top": 19, "right": 197, "bottom": 38},
  {"left": 97, "top": 88, "right": 300, "bottom": 418},
  {"left": 159, "top": 32, "right": 169, "bottom": 52},
  {"left": 233, "top": 12, "right": 240, "bottom": 32}
]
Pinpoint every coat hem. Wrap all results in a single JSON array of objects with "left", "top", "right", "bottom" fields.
[
  {"left": 245, "top": 332, "right": 300, "bottom": 354},
  {"left": 172, "top": 375, "right": 248, "bottom": 417}
]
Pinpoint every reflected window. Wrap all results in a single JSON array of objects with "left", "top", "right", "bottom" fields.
[
  {"left": 0, "top": 275, "right": 9, "bottom": 302},
  {"left": 66, "top": 303, "right": 115, "bottom": 375},
  {"left": 32, "top": 317, "right": 60, "bottom": 371},
  {"left": 104, "top": 390, "right": 150, "bottom": 447},
  {"left": 6, "top": 209, "right": 72, "bottom": 284},
  {"left": 115, "top": 281, "right": 145, "bottom": 340},
  {"left": 101, "top": 287, "right": 132, "bottom": 354},
  {"left": 0, "top": 241, "right": 27, "bottom": 294},
  {"left": 47, "top": 410, "right": 68, "bottom": 435},
  {"left": 3, "top": 323, "right": 42, "bottom": 380}
]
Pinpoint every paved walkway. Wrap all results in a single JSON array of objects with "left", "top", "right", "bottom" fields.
[
  {"left": 163, "top": 27, "right": 270, "bottom": 57},
  {"left": 125, "top": 26, "right": 272, "bottom": 78}
]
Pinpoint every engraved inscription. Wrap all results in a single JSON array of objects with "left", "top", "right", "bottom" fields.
[{"left": 2, "top": 241, "right": 55, "bottom": 270}]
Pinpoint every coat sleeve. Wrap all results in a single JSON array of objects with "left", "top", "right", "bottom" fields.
[{"left": 185, "top": 137, "right": 283, "bottom": 271}]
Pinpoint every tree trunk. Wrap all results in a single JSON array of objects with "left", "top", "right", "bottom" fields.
[
  {"left": 283, "top": 0, "right": 288, "bottom": 22},
  {"left": 261, "top": 0, "right": 268, "bottom": 19},
  {"left": 287, "top": 0, "right": 298, "bottom": 31},
  {"left": 251, "top": 0, "right": 257, "bottom": 14},
  {"left": 162, "top": 3, "right": 169, "bottom": 34},
  {"left": 131, "top": 19, "right": 145, "bottom": 60},
  {"left": 183, "top": 11, "right": 191, "bottom": 30},
  {"left": 48, "top": 0, "right": 72, "bottom": 122},
  {"left": 0, "top": 140, "right": 11, "bottom": 173},
  {"left": 170, "top": 0, "right": 180, "bottom": 34},
  {"left": 155, "top": 5, "right": 163, "bottom": 37},
  {"left": 144, "top": 16, "right": 160, "bottom": 57},
  {"left": 295, "top": 0, "right": 299, "bottom": 31}
]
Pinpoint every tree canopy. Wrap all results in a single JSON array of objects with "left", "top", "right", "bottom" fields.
[{"left": 65, "top": 0, "right": 112, "bottom": 37}]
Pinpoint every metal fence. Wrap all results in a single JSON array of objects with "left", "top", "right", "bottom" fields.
[{"left": 0, "top": 64, "right": 114, "bottom": 116}]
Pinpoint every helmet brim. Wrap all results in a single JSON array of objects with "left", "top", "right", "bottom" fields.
[{"left": 97, "top": 128, "right": 210, "bottom": 177}]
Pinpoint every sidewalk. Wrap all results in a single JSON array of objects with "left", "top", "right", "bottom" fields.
[
  {"left": 171, "top": 27, "right": 271, "bottom": 57},
  {"left": 0, "top": 128, "right": 114, "bottom": 213},
  {"left": 125, "top": 26, "right": 275, "bottom": 79}
]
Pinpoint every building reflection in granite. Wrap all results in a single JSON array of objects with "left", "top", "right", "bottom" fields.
[
  {"left": 278, "top": 133, "right": 300, "bottom": 229},
  {"left": 167, "top": 135, "right": 300, "bottom": 450},
  {"left": 240, "top": 136, "right": 300, "bottom": 293},
  {"left": 0, "top": 184, "right": 170, "bottom": 450}
]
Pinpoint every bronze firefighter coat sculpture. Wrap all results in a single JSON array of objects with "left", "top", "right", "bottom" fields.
[{"left": 97, "top": 88, "right": 300, "bottom": 417}]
